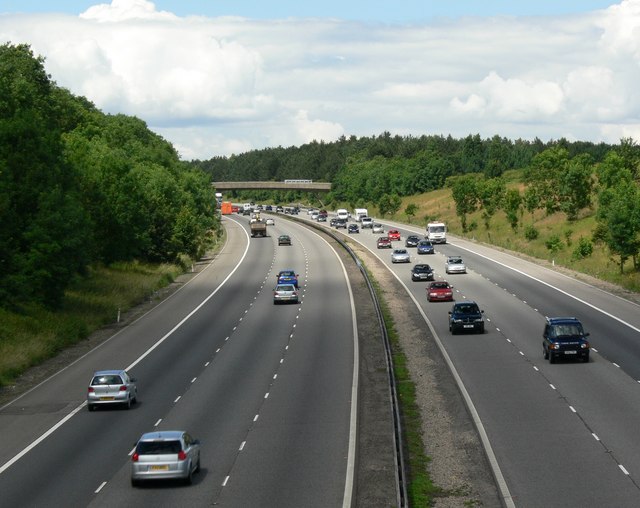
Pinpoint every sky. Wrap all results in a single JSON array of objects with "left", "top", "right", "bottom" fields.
[{"left": 1, "top": 0, "right": 637, "bottom": 160}]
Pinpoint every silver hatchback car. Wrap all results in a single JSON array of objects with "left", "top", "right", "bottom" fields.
[
  {"left": 131, "top": 430, "right": 201, "bottom": 486},
  {"left": 87, "top": 369, "right": 137, "bottom": 411}
]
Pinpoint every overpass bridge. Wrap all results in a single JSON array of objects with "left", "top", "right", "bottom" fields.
[{"left": 213, "top": 180, "right": 331, "bottom": 192}]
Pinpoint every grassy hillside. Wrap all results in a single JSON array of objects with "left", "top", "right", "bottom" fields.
[{"left": 374, "top": 170, "right": 640, "bottom": 293}]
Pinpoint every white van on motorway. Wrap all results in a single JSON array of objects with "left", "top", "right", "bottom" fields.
[{"left": 336, "top": 208, "right": 349, "bottom": 221}]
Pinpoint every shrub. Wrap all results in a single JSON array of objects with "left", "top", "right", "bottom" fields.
[
  {"left": 545, "top": 235, "right": 564, "bottom": 254},
  {"left": 572, "top": 237, "right": 594, "bottom": 259},
  {"left": 524, "top": 225, "right": 539, "bottom": 240}
]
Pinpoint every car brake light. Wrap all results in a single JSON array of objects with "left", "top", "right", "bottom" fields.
[
  {"left": 88, "top": 387, "right": 94, "bottom": 393},
  {"left": 132, "top": 453, "right": 139, "bottom": 462},
  {"left": 178, "top": 450, "right": 187, "bottom": 461},
  {"left": 119, "top": 385, "right": 127, "bottom": 391}
]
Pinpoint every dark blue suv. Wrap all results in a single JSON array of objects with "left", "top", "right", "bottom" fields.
[{"left": 543, "top": 317, "right": 590, "bottom": 363}]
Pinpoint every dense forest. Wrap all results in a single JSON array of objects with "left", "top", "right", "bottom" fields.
[
  {"left": 193, "top": 127, "right": 640, "bottom": 273},
  {"left": 0, "top": 43, "right": 219, "bottom": 310},
  {"left": 192, "top": 132, "right": 614, "bottom": 204}
]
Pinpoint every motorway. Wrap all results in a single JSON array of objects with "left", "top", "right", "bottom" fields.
[
  {"left": 0, "top": 216, "right": 358, "bottom": 507},
  {"left": 307, "top": 213, "right": 640, "bottom": 507},
  {"left": 3, "top": 207, "right": 640, "bottom": 507}
]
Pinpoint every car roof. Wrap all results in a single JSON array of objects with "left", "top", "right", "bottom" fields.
[
  {"left": 448, "top": 256, "right": 462, "bottom": 260},
  {"left": 546, "top": 316, "right": 581, "bottom": 325},
  {"left": 453, "top": 300, "right": 478, "bottom": 307},
  {"left": 393, "top": 249, "right": 407, "bottom": 253},
  {"left": 414, "top": 264, "right": 430, "bottom": 268},
  {"left": 138, "top": 431, "right": 185, "bottom": 441}
]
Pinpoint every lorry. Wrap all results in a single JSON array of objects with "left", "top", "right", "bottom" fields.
[
  {"left": 220, "top": 201, "right": 232, "bottom": 215},
  {"left": 250, "top": 217, "right": 267, "bottom": 238},
  {"left": 426, "top": 222, "right": 447, "bottom": 244},
  {"left": 354, "top": 208, "right": 368, "bottom": 221}
]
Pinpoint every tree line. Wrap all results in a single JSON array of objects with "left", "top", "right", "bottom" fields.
[{"left": 0, "top": 43, "right": 219, "bottom": 310}]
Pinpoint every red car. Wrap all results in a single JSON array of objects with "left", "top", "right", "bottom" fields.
[
  {"left": 377, "top": 237, "right": 392, "bottom": 249},
  {"left": 231, "top": 205, "right": 240, "bottom": 213},
  {"left": 388, "top": 230, "right": 401, "bottom": 241},
  {"left": 426, "top": 281, "right": 454, "bottom": 302}
]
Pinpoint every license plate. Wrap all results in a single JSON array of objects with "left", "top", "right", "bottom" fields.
[
  {"left": 463, "top": 324, "right": 474, "bottom": 328},
  {"left": 150, "top": 465, "right": 169, "bottom": 471},
  {"left": 99, "top": 397, "right": 114, "bottom": 401},
  {"left": 564, "top": 350, "right": 577, "bottom": 355}
]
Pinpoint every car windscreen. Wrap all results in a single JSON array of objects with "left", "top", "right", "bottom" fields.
[
  {"left": 551, "top": 324, "right": 583, "bottom": 338},
  {"left": 136, "top": 441, "right": 182, "bottom": 455},
  {"left": 92, "top": 375, "right": 123, "bottom": 385},
  {"left": 455, "top": 304, "right": 478, "bottom": 314}
]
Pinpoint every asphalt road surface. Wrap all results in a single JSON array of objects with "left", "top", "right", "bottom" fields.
[{"left": 0, "top": 215, "right": 359, "bottom": 508}]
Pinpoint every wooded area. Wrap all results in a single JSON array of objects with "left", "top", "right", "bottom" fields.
[{"left": 0, "top": 43, "right": 219, "bottom": 309}]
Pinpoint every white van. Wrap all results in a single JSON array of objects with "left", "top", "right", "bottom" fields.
[
  {"left": 336, "top": 208, "right": 349, "bottom": 221},
  {"left": 354, "top": 208, "right": 368, "bottom": 221}
]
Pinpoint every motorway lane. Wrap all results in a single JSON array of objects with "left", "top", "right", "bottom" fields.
[
  {"left": 298, "top": 214, "right": 640, "bottom": 506},
  {"left": 303, "top": 215, "right": 640, "bottom": 507},
  {"left": 0, "top": 215, "right": 358, "bottom": 507}
]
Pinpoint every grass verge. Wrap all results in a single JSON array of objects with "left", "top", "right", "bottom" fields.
[
  {"left": 367, "top": 270, "right": 441, "bottom": 506},
  {"left": 0, "top": 226, "right": 226, "bottom": 389}
]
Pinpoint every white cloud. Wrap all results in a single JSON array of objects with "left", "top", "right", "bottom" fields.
[{"left": 2, "top": 0, "right": 640, "bottom": 158}]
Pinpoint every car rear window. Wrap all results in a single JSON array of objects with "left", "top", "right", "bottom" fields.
[
  {"left": 137, "top": 440, "right": 182, "bottom": 455},
  {"left": 92, "top": 375, "right": 123, "bottom": 385}
]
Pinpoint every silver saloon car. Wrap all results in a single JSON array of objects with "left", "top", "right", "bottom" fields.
[
  {"left": 273, "top": 283, "right": 299, "bottom": 304},
  {"left": 87, "top": 369, "right": 137, "bottom": 411},
  {"left": 131, "top": 431, "right": 201, "bottom": 486},
  {"left": 391, "top": 249, "right": 411, "bottom": 263},
  {"left": 445, "top": 256, "right": 467, "bottom": 274}
]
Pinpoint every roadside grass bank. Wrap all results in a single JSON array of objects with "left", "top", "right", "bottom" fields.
[
  {"left": 356, "top": 176, "right": 640, "bottom": 294},
  {"left": 366, "top": 270, "right": 441, "bottom": 506},
  {"left": 0, "top": 261, "right": 183, "bottom": 387},
  {"left": 0, "top": 228, "right": 225, "bottom": 389}
]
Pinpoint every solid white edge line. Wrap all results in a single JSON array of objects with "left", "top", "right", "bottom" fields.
[
  {"left": 0, "top": 217, "right": 251, "bottom": 476},
  {"left": 94, "top": 481, "right": 107, "bottom": 493}
]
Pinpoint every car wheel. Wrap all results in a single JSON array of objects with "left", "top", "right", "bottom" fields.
[
  {"left": 479, "top": 324, "right": 485, "bottom": 334},
  {"left": 543, "top": 347, "right": 549, "bottom": 360},
  {"left": 185, "top": 463, "right": 194, "bottom": 485},
  {"left": 195, "top": 455, "right": 201, "bottom": 473},
  {"left": 131, "top": 478, "right": 140, "bottom": 487},
  {"left": 583, "top": 353, "right": 590, "bottom": 363},
  {"left": 88, "top": 404, "right": 95, "bottom": 412},
  {"left": 549, "top": 353, "right": 556, "bottom": 364},
  {"left": 125, "top": 397, "right": 131, "bottom": 410}
]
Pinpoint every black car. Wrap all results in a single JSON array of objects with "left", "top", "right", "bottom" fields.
[
  {"left": 405, "top": 235, "right": 421, "bottom": 247},
  {"left": 543, "top": 317, "right": 590, "bottom": 363},
  {"left": 348, "top": 224, "right": 359, "bottom": 234},
  {"left": 411, "top": 264, "right": 434, "bottom": 281},
  {"left": 448, "top": 301, "right": 484, "bottom": 334},
  {"left": 278, "top": 235, "right": 292, "bottom": 246}
]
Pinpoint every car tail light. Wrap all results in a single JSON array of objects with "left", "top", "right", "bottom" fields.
[
  {"left": 132, "top": 453, "right": 139, "bottom": 462},
  {"left": 178, "top": 450, "right": 187, "bottom": 461},
  {"left": 119, "top": 385, "right": 127, "bottom": 391},
  {"left": 88, "top": 387, "right": 94, "bottom": 393}
]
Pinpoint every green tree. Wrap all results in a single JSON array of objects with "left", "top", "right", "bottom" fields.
[
  {"left": 405, "top": 203, "right": 419, "bottom": 222},
  {"left": 0, "top": 43, "right": 90, "bottom": 307},
  {"left": 448, "top": 174, "right": 480, "bottom": 231},
  {"left": 596, "top": 182, "right": 640, "bottom": 272},
  {"left": 478, "top": 177, "right": 506, "bottom": 230},
  {"left": 502, "top": 189, "right": 522, "bottom": 232},
  {"left": 378, "top": 193, "right": 402, "bottom": 216}
]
